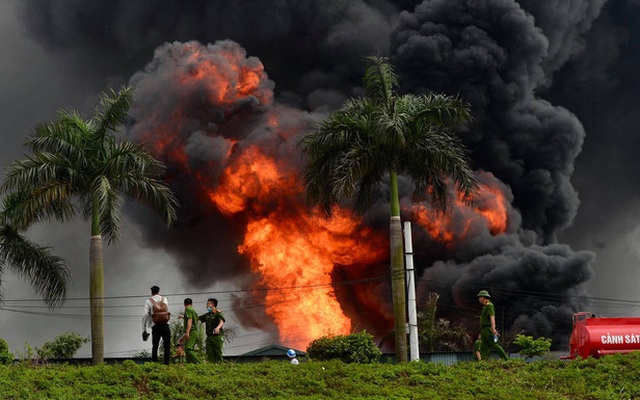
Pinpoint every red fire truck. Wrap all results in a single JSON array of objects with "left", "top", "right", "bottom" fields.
[{"left": 564, "top": 311, "right": 640, "bottom": 359}]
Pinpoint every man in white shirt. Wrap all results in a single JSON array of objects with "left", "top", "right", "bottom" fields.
[{"left": 142, "top": 285, "right": 171, "bottom": 364}]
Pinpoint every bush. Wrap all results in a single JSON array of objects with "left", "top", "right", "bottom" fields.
[
  {"left": 38, "top": 333, "right": 89, "bottom": 360},
  {"left": 16, "top": 342, "right": 37, "bottom": 365},
  {"left": 306, "top": 331, "right": 381, "bottom": 363},
  {"left": 0, "top": 338, "right": 13, "bottom": 365},
  {"left": 512, "top": 334, "right": 552, "bottom": 360}
]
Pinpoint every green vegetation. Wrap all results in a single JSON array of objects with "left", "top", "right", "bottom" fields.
[
  {"left": 1, "top": 354, "right": 640, "bottom": 399},
  {"left": 419, "top": 292, "right": 472, "bottom": 352},
  {"left": 0, "top": 338, "right": 13, "bottom": 365},
  {"left": 513, "top": 334, "right": 553, "bottom": 360},
  {"left": 38, "top": 333, "right": 90, "bottom": 360},
  {"left": 307, "top": 331, "right": 382, "bottom": 363},
  {"left": 0, "top": 193, "right": 70, "bottom": 308}
]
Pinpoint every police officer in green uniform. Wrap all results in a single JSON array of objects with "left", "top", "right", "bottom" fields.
[
  {"left": 182, "top": 298, "right": 202, "bottom": 364},
  {"left": 474, "top": 334, "right": 482, "bottom": 361},
  {"left": 477, "top": 290, "right": 509, "bottom": 360},
  {"left": 199, "top": 297, "right": 226, "bottom": 363}
]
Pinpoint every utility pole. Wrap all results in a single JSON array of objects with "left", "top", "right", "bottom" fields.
[{"left": 404, "top": 221, "right": 420, "bottom": 361}]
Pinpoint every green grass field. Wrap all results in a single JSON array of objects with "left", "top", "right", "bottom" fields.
[{"left": 1, "top": 353, "right": 640, "bottom": 399}]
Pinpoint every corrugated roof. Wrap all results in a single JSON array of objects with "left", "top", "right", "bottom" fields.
[{"left": 240, "top": 344, "right": 306, "bottom": 357}]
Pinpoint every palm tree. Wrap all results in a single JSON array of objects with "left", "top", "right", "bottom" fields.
[
  {"left": 0, "top": 192, "right": 70, "bottom": 308},
  {"left": 1, "top": 86, "right": 178, "bottom": 364},
  {"left": 418, "top": 292, "right": 472, "bottom": 352},
  {"left": 300, "top": 56, "right": 477, "bottom": 362}
]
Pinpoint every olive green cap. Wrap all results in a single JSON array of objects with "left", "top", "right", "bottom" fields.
[{"left": 477, "top": 290, "right": 491, "bottom": 298}]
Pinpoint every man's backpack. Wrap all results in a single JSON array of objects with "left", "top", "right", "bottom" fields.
[{"left": 150, "top": 297, "right": 170, "bottom": 324}]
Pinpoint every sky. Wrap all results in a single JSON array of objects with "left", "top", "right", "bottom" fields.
[{"left": 1, "top": 0, "right": 640, "bottom": 357}]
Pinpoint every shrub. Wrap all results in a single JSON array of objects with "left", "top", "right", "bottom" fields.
[
  {"left": 512, "top": 334, "right": 552, "bottom": 360},
  {"left": 38, "top": 333, "right": 89, "bottom": 360},
  {"left": 306, "top": 331, "right": 381, "bottom": 363},
  {"left": 16, "top": 342, "right": 37, "bottom": 366},
  {"left": 0, "top": 338, "right": 13, "bottom": 365}
]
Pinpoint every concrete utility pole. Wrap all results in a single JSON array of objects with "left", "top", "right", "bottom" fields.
[{"left": 404, "top": 221, "right": 420, "bottom": 361}]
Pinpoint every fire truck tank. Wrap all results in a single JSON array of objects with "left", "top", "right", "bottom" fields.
[{"left": 567, "top": 312, "right": 640, "bottom": 359}]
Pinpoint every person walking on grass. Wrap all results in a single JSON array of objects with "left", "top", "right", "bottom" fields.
[
  {"left": 142, "top": 285, "right": 171, "bottom": 365},
  {"left": 181, "top": 298, "right": 202, "bottom": 364},
  {"left": 477, "top": 290, "right": 509, "bottom": 360},
  {"left": 199, "top": 298, "right": 226, "bottom": 363}
]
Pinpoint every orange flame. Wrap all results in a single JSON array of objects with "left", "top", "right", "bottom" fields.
[
  {"left": 210, "top": 144, "right": 386, "bottom": 346},
  {"left": 474, "top": 182, "right": 508, "bottom": 234},
  {"left": 208, "top": 146, "right": 282, "bottom": 215},
  {"left": 411, "top": 172, "right": 510, "bottom": 243},
  {"left": 182, "top": 44, "right": 271, "bottom": 105}
]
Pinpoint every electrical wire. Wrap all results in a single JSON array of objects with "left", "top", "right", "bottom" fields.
[{"left": 4, "top": 270, "right": 640, "bottom": 356}]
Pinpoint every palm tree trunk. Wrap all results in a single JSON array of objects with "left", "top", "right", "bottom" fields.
[
  {"left": 390, "top": 171, "right": 407, "bottom": 362},
  {"left": 90, "top": 201, "right": 104, "bottom": 364}
]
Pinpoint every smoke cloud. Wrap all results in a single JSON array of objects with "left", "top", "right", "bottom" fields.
[
  {"left": 18, "top": 0, "right": 392, "bottom": 109},
  {"left": 12, "top": 0, "right": 640, "bottom": 349},
  {"left": 392, "top": 0, "right": 589, "bottom": 242},
  {"left": 125, "top": 40, "right": 315, "bottom": 285}
]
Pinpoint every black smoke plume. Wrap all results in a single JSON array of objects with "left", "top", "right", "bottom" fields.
[{"left": 17, "top": 0, "right": 639, "bottom": 348}]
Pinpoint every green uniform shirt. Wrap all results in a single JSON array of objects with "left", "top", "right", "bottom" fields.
[
  {"left": 480, "top": 301, "right": 495, "bottom": 328},
  {"left": 184, "top": 306, "right": 199, "bottom": 334},
  {"left": 199, "top": 310, "right": 225, "bottom": 336}
]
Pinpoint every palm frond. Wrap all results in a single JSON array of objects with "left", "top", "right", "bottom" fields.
[
  {"left": 331, "top": 142, "right": 390, "bottom": 213},
  {"left": 93, "top": 86, "right": 134, "bottom": 140},
  {"left": 398, "top": 108, "right": 477, "bottom": 211},
  {"left": 351, "top": 173, "right": 386, "bottom": 215},
  {"left": 362, "top": 56, "right": 398, "bottom": 108},
  {"left": 118, "top": 176, "right": 178, "bottom": 226},
  {"left": 2, "top": 189, "right": 75, "bottom": 230},
  {"left": 92, "top": 176, "right": 122, "bottom": 243},
  {"left": 105, "top": 141, "right": 166, "bottom": 178},
  {"left": 33, "top": 108, "right": 91, "bottom": 142},
  {"left": 300, "top": 99, "right": 387, "bottom": 215},
  {"left": 303, "top": 153, "right": 342, "bottom": 214},
  {"left": 417, "top": 292, "right": 440, "bottom": 352},
  {"left": 1, "top": 149, "right": 85, "bottom": 195},
  {"left": 434, "top": 318, "right": 472, "bottom": 351},
  {"left": 0, "top": 224, "right": 69, "bottom": 308},
  {"left": 411, "top": 93, "right": 473, "bottom": 128},
  {"left": 417, "top": 292, "right": 472, "bottom": 352},
  {"left": 423, "top": 292, "right": 439, "bottom": 325},
  {"left": 103, "top": 142, "right": 177, "bottom": 226}
]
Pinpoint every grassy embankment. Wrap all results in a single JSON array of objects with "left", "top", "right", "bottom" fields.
[{"left": 1, "top": 353, "right": 640, "bottom": 399}]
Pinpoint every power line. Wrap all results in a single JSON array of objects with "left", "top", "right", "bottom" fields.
[
  {"left": 1, "top": 274, "right": 389, "bottom": 303},
  {"left": 4, "top": 275, "right": 640, "bottom": 319}
]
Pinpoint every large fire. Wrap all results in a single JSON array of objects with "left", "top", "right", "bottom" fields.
[
  {"left": 131, "top": 41, "right": 511, "bottom": 348},
  {"left": 209, "top": 144, "right": 387, "bottom": 345}
]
